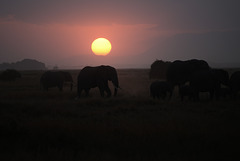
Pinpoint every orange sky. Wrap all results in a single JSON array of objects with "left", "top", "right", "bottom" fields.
[
  {"left": 1, "top": 1, "right": 240, "bottom": 68},
  {"left": 0, "top": 18, "right": 167, "bottom": 67}
]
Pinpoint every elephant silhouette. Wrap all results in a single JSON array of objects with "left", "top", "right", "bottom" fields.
[
  {"left": 0, "top": 69, "right": 21, "bottom": 81},
  {"left": 40, "top": 71, "right": 73, "bottom": 91},
  {"left": 150, "top": 81, "right": 173, "bottom": 99},
  {"left": 77, "top": 65, "right": 119, "bottom": 98},
  {"left": 166, "top": 59, "right": 210, "bottom": 88},
  {"left": 189, "top": 69, "right": 229, "bottom": 100}
]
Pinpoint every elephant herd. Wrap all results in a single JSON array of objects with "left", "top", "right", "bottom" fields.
[
  {"left": 40, "top": 65, "right": 119, "bottom": 98},
  {"left": 1, "top": 60, "right": 240, "bottom": 100},
  {"left": 150, "top": 59, "right": 240, "bottom": 101}
]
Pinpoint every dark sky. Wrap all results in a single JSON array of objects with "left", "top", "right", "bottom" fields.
[{"left": 1, "top": 0, "right": 240, "bottom": 68}]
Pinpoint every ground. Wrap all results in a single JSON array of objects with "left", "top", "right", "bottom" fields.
[{"left": 0, "top": 69, "right": 240, "bottom": 161}]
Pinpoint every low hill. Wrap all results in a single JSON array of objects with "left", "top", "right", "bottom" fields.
[{"left": 0, "top": 59, "right": 47, "bottom": 70}]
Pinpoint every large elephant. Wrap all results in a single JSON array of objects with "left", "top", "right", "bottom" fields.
[
  {"left": 77, "top": 65, "right": 119, "bottom": 97},
  {"left": 229, "top": 71, "right": 240, "bottom": 98},
  {"left": 0, "top": 69, "right": 21, "bottom": 81},
  {"left": 40, "top": 71, "right": 73, "bottom": 91},
  {"left": 189, "top": 69, "right": 229, "bottom": 100},
  {"left": 166, "top": 59, "right": 210, "bottom": 87},
  {"left": 150, "top": 81, "right": 173, "bottom": 99}
]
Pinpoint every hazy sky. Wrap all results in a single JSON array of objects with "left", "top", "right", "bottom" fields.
[{"left": 1, "top": 0, "right": 240, "bottom": 68}]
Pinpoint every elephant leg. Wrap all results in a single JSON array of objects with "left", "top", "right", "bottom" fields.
[
  {"left": 98, "top": 87, "right": 105, "bottom": 97},
  {"left": 99, "top": 81, "right": 111, "bottom": 97},
  {"left": 105, "top": 86, "right": 112, "bottom": 97},
  {"left": 103, "top": 81, "right": 112, "bottom": 97}
]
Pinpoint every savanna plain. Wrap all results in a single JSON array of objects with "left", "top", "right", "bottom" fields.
[{"left": 0, "top": 69, "right": 240, "bottom": 161}]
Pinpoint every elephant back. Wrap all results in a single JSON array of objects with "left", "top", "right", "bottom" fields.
[
  {"left": 60, "top": 71, "right": 73, "bottom": 82},
  {"left": 212, "top": 69, "right": 229, "bottom": 86},
  {"left": 40, "top": 71, "right": 65, "bottom": 89},
  {"left": 0, "top": 69, "right": 21, "bottom": 81},
  {"left": 166, "top": 59, "right": 210, "bottom": 86},
  {"left": 78, "top": 67, "right": 98, "bottom": 86}
]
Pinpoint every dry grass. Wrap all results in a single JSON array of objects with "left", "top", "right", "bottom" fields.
[{"left": 0, "top": 69, "right": 240, "bottom": 161}]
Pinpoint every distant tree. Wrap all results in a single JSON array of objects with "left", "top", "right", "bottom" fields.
[
  {"left": 149, "top": 60, "right": 172, "bottom": 79},
  {"left": 0, "top": 59, "right": 47, "bottom": 70}
]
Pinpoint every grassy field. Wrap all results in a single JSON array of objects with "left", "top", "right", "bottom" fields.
[{"left": 0, "top": 69, "right": 240, "bottom": 161}]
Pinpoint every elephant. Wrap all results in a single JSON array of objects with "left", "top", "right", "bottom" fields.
[
  {"left": 189, "top": 69, "right": 229, "bottom": 100},
  {"left": 40, "top": 71, "right": 73, "bottom": 91},
  {"left": 211, "top": 69, "right": 229, "bottom": 86},
  {"left": 77, "top": 65, "right": 119, "bottom": 97},
  {"left": 0, "top": 69, "right": 21, "bottom": 81},
  {"left": 166, "top": 59, "right": 210, "bottom": 87},
  {"left": 229, "top": 71, "right": 240, "bottom": 98},
  {"left": 150, "top": 81, "right": 173, "bottom": 99}
]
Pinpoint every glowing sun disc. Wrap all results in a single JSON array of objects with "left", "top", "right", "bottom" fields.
[{"left": 91, "top": 38, "right": 112, "bottom": 56}]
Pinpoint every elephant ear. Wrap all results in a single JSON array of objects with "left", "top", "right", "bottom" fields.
[{"left": 107, "top": 66, "right": 117, "bottom": 81}]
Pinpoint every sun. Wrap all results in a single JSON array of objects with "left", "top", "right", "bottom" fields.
[{"left": 91, "top": 38, "right": 112, "bottom": 56}]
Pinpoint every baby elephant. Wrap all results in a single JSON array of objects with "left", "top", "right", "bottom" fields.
[{"left": 150, "top": 81, "right": 173, "bottom": 99}]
